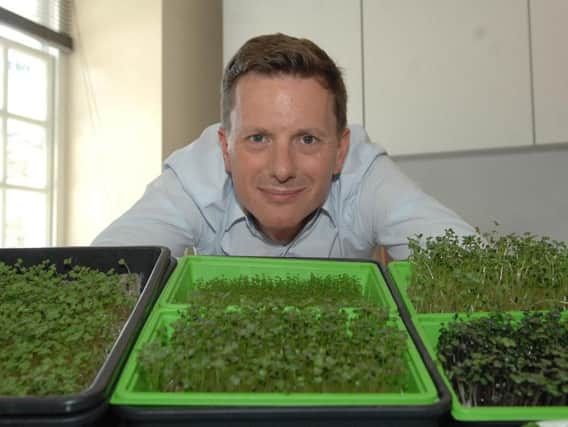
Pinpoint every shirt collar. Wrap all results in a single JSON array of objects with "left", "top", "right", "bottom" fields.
[
  {"left": 319, "top": 180, "right": 339, "bottom": 228},
  {"left": 223, "top": 184, "right": 247, "bottom": 231}
]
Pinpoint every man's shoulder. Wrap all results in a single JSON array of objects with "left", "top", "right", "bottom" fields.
[
  {"left": 163, "top": 123, "right": 228, "bottom": 207},
  {"left": 165, "top": 123, "right": 222, "bottom": 166},
  {"left": 325, "top": 125, "right": 387, "bottom": 222},
  {"left": 341, "top": 124, "right": 386, "bottom": 179}
]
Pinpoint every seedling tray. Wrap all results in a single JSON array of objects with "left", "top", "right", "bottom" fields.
[
  {"left": 387, "top": 261, "right": 422, "bottom": 317},
  {"left": 111, "top": 256, "right": 450, "bottom": 426},
  {"left": 417, "top": 312, "right": 568, "bottom": 426},
  {"left": 156, "top": 256, "right": 399, "bottom": 312},
  {"left": 0, "top": 246, "right": 172, "bottom": 426}
]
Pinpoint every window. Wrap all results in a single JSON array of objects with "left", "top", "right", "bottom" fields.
[{"left": 0, "top": 0, "right": 70, "bottom": 247}]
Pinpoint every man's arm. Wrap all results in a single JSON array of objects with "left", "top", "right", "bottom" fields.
[
  {"left": 92, "top": 168, "right": 204, "bottom": 258},
  {"left": 359, "top": 154, "right": 477, "bottom": 261}
]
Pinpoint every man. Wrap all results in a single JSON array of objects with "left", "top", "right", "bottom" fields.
[{"left": 93, "top": 33, "right": 475, "bottom": 260}]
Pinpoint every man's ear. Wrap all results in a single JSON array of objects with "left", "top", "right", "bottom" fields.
[
  {"left": 218, "top": 127, "right": 232, "bottom": 173},
  {"left": 333, "top": 127, "right": 350, "bottom": 175}
]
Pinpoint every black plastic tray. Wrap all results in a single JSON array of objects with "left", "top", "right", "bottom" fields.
[
  {"left": 113, "top": 405, "right": 447, "bottom": 427},
  {"left": 111, "top": 257, "right": 451, "bottom": 427},
  {"left": 0, "top": 246, "right": 172, "bottom": 425},
  {"left": 0, "top": 402, "right": 109, "bottom": 426}
]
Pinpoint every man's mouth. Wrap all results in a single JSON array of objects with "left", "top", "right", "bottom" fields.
[{"left": 258, "top": 187, "right": 305, "bottom": 202}]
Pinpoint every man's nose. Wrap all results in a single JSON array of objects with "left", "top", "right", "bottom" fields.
[{"left": 270, "top": 141, "right": 296, "bottom": 182}]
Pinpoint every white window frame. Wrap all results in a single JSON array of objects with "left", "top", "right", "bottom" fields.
[{"left": 0, "top": 32, "right": 60, "bottom": 247}]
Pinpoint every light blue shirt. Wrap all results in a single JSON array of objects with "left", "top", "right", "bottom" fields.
[{"left": 93, "top": 123, "right": 476, "bottom": 260}]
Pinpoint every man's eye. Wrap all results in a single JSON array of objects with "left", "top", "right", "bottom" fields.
[
  {"left": 249, "top": 134, "right": 265, "bottom": 143},
  {"left": 301, "top": 135, "right": 317, "bottom": 145}
]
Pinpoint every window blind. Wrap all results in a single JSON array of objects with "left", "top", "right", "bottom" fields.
[{"left": 0, "top": 0, "right": 72, "bottom": 51}]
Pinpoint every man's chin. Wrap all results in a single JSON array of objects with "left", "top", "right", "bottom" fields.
[{"left": 255, "top": 218, "right": 304, "bottom": 244}]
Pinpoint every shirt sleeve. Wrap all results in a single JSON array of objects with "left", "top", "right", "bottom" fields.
[
  {"left": 358, "top": 154, "right": 477, "bottom": 261},
  {"left": 91, "top": 167, "right": 204, "bottom": 258}
]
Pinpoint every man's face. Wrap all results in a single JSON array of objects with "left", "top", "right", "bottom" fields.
[{"left": 218, "top": 73, "right": 350, "bottom": 244}]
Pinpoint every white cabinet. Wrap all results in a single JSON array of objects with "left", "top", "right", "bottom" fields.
[
  {"left": 222, "top": 0, "right": 363, "bottom": 125},
  {"left": 363, "top": 0, "right": 533, "bottom": 155},
  {"left": 531, "top": 0, "right": 568, "bottom": 145}
]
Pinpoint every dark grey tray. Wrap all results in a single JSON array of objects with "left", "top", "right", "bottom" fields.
[{"left": 0, "top": 246, "right": 173, "bottom": 425}]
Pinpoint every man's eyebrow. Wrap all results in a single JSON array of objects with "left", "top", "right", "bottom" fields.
[
  {"left": 240, "top": 127, "right": 272, "bottom": 136},
  {"left": 293, "top": 128, "right": 329, "bottom": 138}
]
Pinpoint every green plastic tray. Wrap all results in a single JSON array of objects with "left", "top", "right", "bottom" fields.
[
  {"left": 112, "top": 256, "right": 440, "bottom": 407},
  {"left": 159, "top": 255, "right": 400, "bottom": 314},
  {"left": 387, "top": 261, "right": 420, "bottom": 317},
  {"left": 418, "top": 313, "right": 568, "bottom": 423},
  {"left": 112, "top": 309, "right": 437, "bottom": 406}
]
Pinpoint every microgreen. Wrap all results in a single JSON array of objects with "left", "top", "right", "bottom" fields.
[
  {"left": 407, "top": 228, "right": 568, "bottom": 312},
  {"left": 0, "top": 259, "right": 140, "bottom": 396},
  {"left": 138, "top": 275, "right": 410, "bottom": 393},
  {"left": 139, "top": 304, "right": 407, "bottom": 393},
  {"left": 437, "top": 311, "right": 568, "bottom": 407},
  {"left": 187, "top": 273, "right": 365, "bottom": 308}
]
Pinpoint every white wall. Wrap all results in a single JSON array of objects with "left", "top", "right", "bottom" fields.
[
  {"left": 67, "top": 0, "right": 222, "bottom": 245},
  {"left": 67, "top": 0, "right": 162, "bottom": 245},
  {"left": 531, "top": 0, "right": 568, "bottom": 144},
  {"left": 363, "top": 0, "right": 533, "bottom": 155}
]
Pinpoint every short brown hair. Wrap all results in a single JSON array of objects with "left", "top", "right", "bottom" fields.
[{"left": 221, "top": 33, "right": 347, "bottom": 134}]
